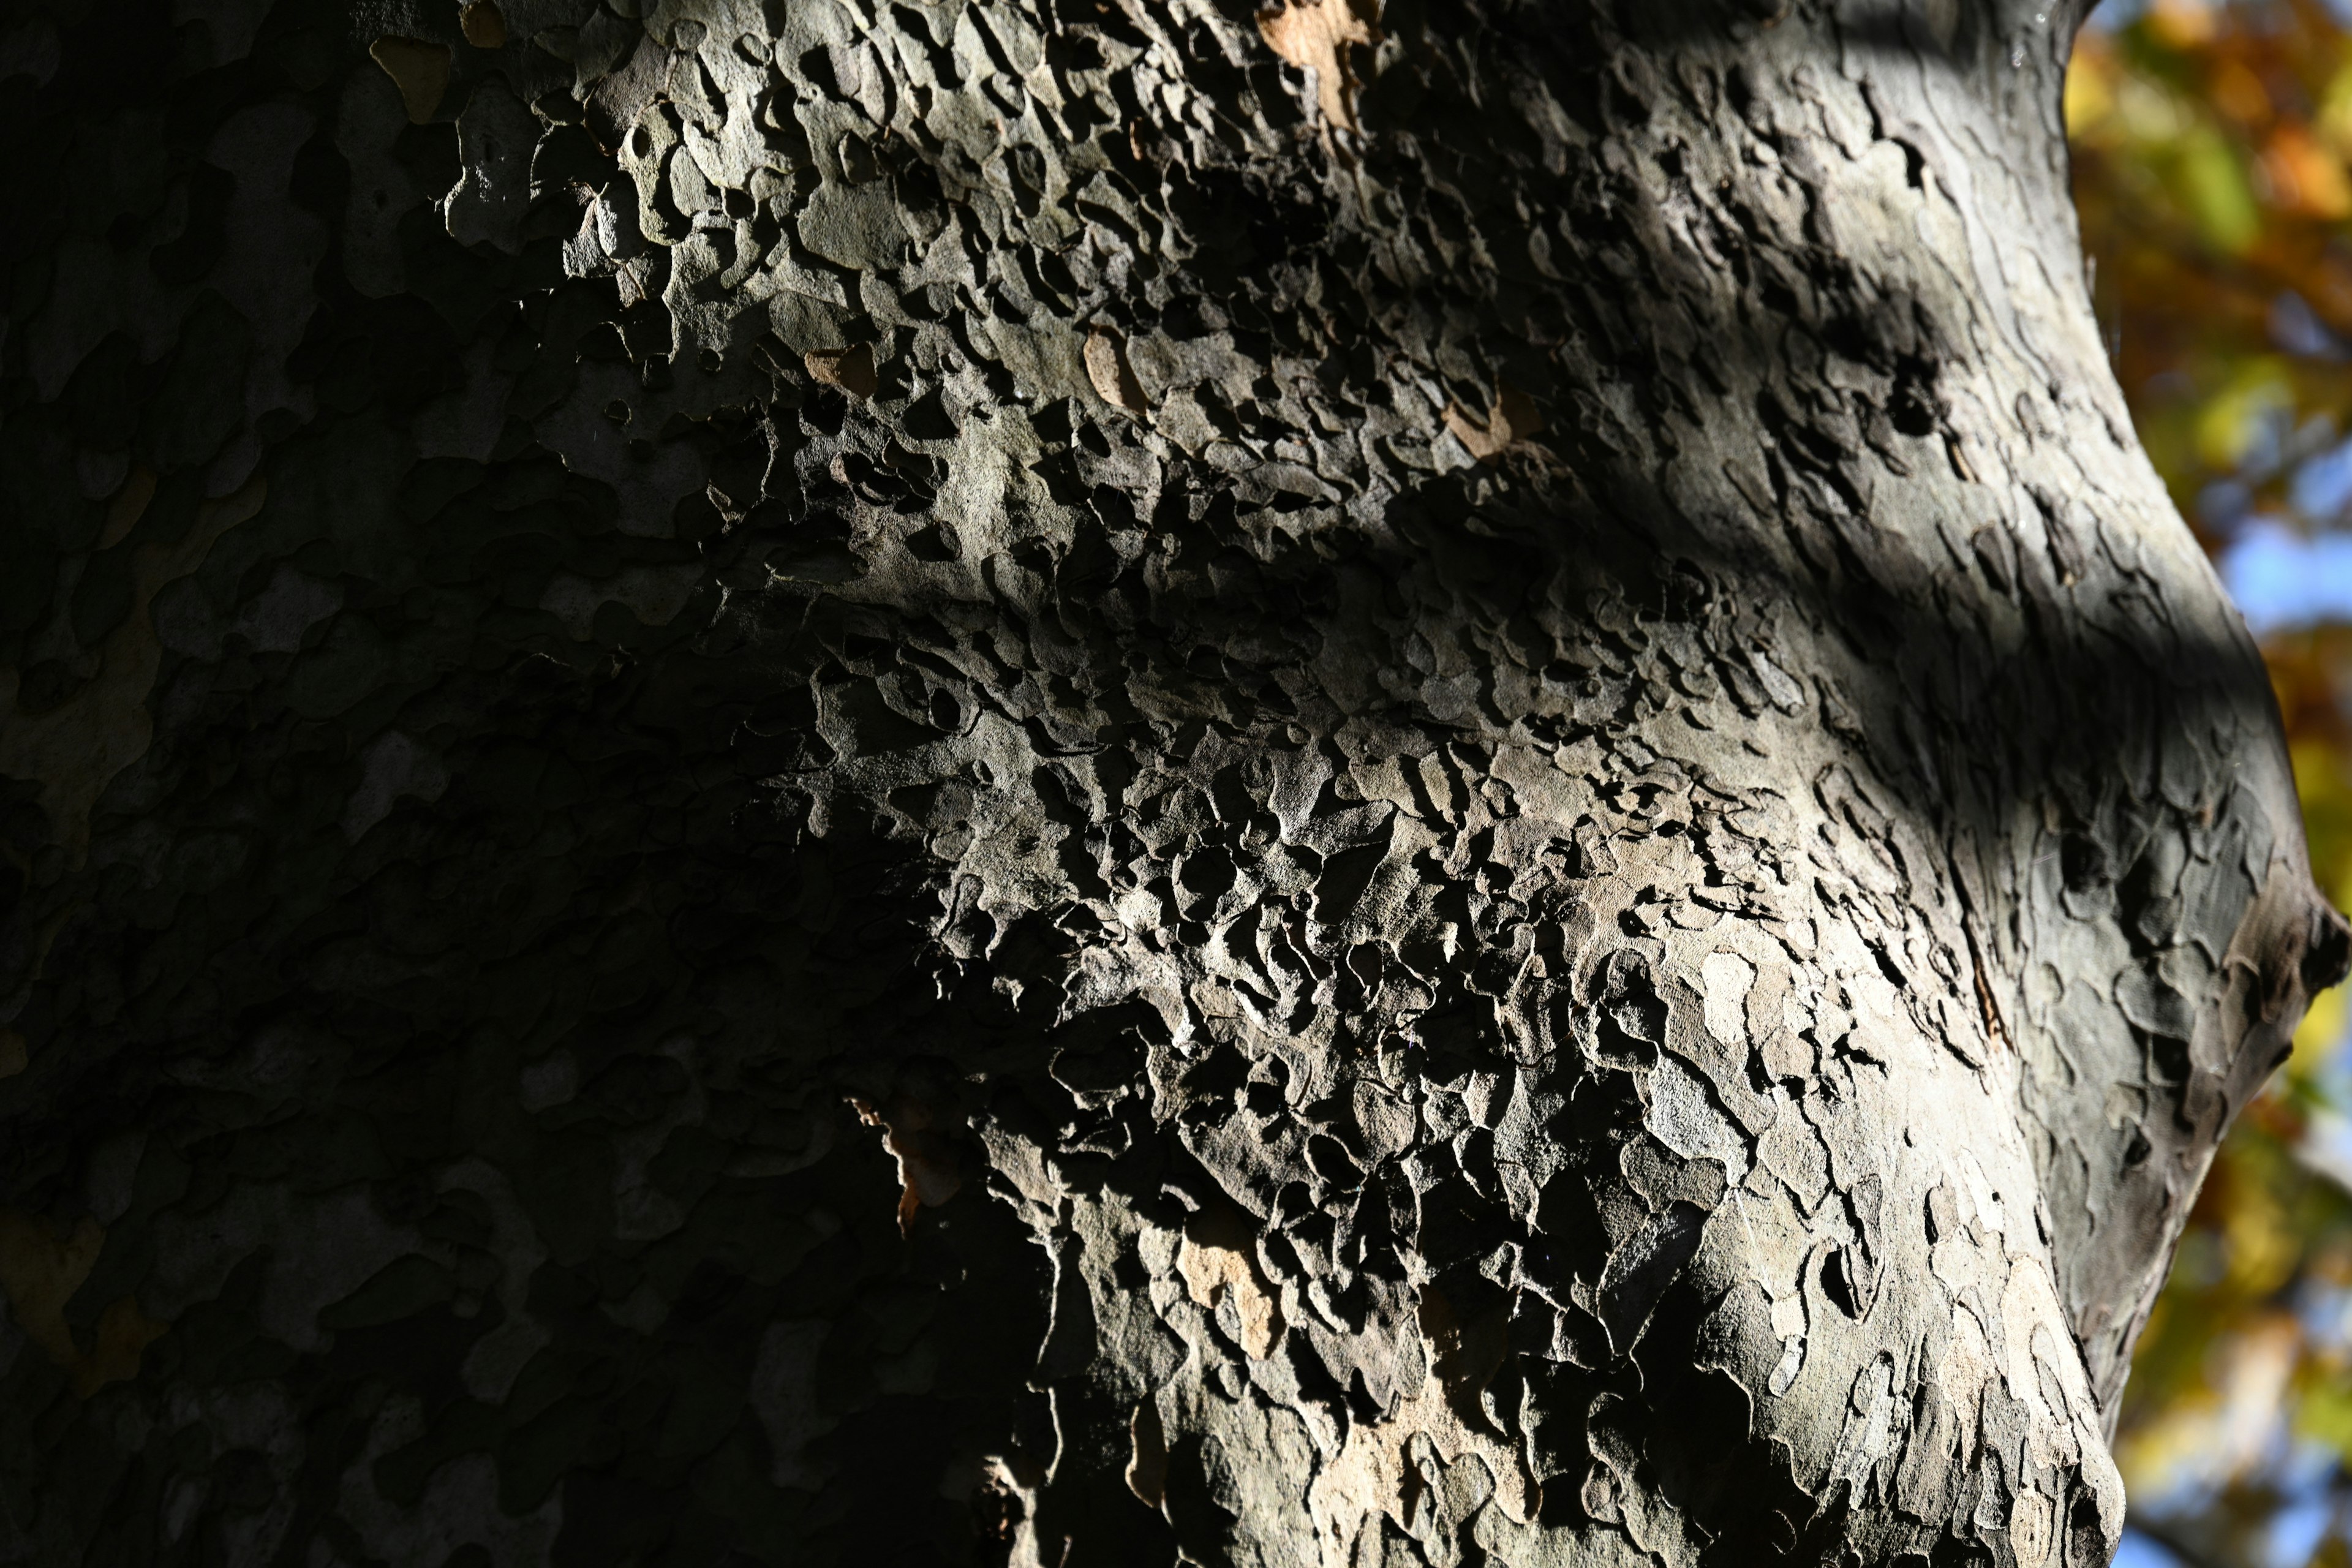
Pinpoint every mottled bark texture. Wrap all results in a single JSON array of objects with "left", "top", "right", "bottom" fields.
[{"left": 0, "top": 0, "right": 2342, "bottom": 1561}]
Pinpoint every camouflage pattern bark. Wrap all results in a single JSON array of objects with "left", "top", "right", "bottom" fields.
[{"left": 0, "top": 0, "right": 2340, "bottom": 1562}]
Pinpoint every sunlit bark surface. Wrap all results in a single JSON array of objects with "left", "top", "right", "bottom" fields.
[{"left": 0, "top": 0, "right": 2342, "bottom": 1562}]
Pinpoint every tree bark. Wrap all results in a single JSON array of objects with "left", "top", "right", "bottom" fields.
[{"left": 0, "top": 0, "right": 2342, "bottom": 1562}]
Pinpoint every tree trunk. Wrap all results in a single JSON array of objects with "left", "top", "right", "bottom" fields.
[{"left": 0, "top": 0, "right": 2341, "bottom": 1562}]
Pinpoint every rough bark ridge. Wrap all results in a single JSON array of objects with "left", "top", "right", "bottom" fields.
[{"left": 0, "top": 0, "right": 2343, "bottom": 1561}]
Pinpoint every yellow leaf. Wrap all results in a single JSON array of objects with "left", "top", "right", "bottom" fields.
[
  {"left": 2177, "top": 125, "right": 2262, "bottom": 252},
  {"left": 2066, "top": 45, "right": 2117, "bottom": 138},
  {"left": 2194, "top": 364, "right": 2293, "bottom": 470},
  {"left": 2151, "top": 0, "right": 2219, "bottom": 48}
]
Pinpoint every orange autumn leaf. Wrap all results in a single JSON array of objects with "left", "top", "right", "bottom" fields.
[{"left": 2262, "top": 123, "right": 2352, "bottom": 218}]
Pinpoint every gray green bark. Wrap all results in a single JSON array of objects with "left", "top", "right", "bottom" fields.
[{"left": 0, "top": 0, "right": 2339, "bottom": 1562}]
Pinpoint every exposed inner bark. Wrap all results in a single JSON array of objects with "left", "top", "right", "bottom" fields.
[{"left": 0, "top": 0, "right": 2342, "bottom": 1562}]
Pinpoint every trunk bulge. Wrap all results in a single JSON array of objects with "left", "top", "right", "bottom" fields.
[{"left": 0, "top": 0, "right": 2340, "bottom": 1563}]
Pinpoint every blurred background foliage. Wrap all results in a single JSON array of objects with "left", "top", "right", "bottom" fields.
[{"left": 2071, "top": 1, "right": 2352, "bottom": 1561}]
